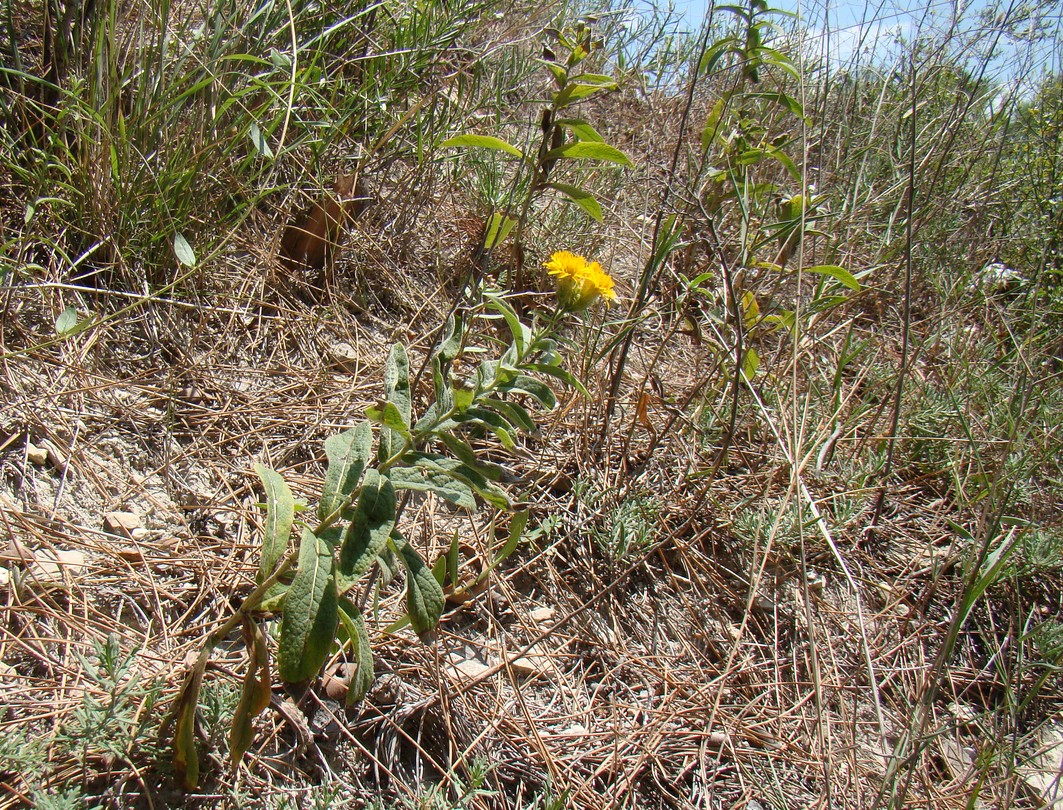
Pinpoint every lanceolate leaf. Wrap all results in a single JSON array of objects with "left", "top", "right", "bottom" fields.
[
  {"left": 483, "top": 213, "right": 519, "bottom": 250},
  {"left": 544, "top": 141, "right": 633, "bottom": 167},
  {"left": 741, "top": 347, "right": 760, "bottom": 382},
  {"left": 388, "top": 465, "right": 477, "bottom": 510},
  {"left": 441, "top": 134, "right": 524, "bottom": 159},
  {"left": 477, "top": 510, "right": 529, "bottom": 584},
  {"left": 228, "top": 617, "right": 271, "bottom": 771},
  {"left": 556, "top": 118, "right": 604, "bottom": 142},
  {"left": 521, "top": 362, "right": 591, "bottom": 398},
  {"left": 554, "top": 80, "right": 615, "bottom": 108},
  {"left": 498, "top": 375, "right": 557, "bottom": 409},
  {"left": 336, "top": 470, "right": 396, "bottom": 595},
  {"left": 484, "top": 293, "right": 530, "bottom": 355},
  {"left": 402, "top": 454, "right": 511, "bottom": 509},
  {"left": 546, "top": 183, "right": 603, "bottom": 222},
  {"left": 482, "top": 398, "right": 537, "bottom": 433},
  {"left": 255, "top": 464, "right": 295, "bottom": 584},
  {"left": 806, "top": 264, "right": 861, "bottom": 291},
  {"left": 454, "top": 407, "right": 517, "bottom": 450},
  {"left": 337, "top": 600, "right": 375, "bottom": 706},
  {"left": 379, "top": 344, "right": 412, "bottom": 463},
  {"left": 173, "top": 233, "right": 197, "bottom": 267},
  {"left": 319, "top": 424, "right": 372, "bottom": 523},
  {"left": 396, "top": 539, "right": 445, "bottom": 639},
  {"left": 278, "top": 529, "right": 338, "bottom": 683},
  {"left": 172, "top": 653, "right": 208, "bottom": 790},
  {"left": 745, "top": 91, "right": 805, "bottom": 119}
]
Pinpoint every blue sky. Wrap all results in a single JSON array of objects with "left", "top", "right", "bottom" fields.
[{"left": 645, "top": 0, "right": 1061, "bottom": 91}]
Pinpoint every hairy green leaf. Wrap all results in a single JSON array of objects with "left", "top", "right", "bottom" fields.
[
  {"left": 380, "top": 344, "right": 412, "bottom": 463},
  {"left": 477, "top": 510, "right": 529, "bottom": 584},
  {"left": 337, "top": 600, "right": 375, "bottom": 706},
  {"left": 319, "top": 424, "right": 372, "bottom": 523},
  {"left": 388, "top": 464, "right": 477, "bottom": 510},
  {"left": 255, "top": 464, "right": 295, "bottom": 584},
  {"left": 499, "top": 375, "right": 557, "bottom": 409},
  {"left": 521, "top": 362, "right": 591, "bottom": 398},
  {"left": 484, "top": 293, "right": 530, "bottom": 355},
  {"left": 278, "top": 529, "right": 338, "bottom": 683},
  {"left": 397, "top": 539, "right": 445, "bottom": 639},
  {"left": 455, "top": 407, "right": 517, "bottom": 450},
  {"left": 367, "top": 401, "right": 413, "bottom": 446},
  {"left": 482, "top": 398, "right": 537, "bottom": 433},
  {"left": 336, "top": 469, "right": 396, "bottom": 594}
]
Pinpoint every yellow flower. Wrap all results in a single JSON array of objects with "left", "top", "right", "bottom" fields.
[{"left": 544, "top": 251, "right": 617, "bottom": 311}]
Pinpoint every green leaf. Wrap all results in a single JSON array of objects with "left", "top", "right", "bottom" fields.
[
  {"left": 482, "top": 398, "right": 537, "bottom": 433},
  {"left": 367, "top": 401, "right": 413, "bottom": 444},
  {"left": 741, "top": 347, "right": 760, "bottom": 382},
  {"left": 545, "top": 183, "right": 602, "bottom": 221},
  {"left": 278, "top": 529, "right": 338, "bottom": 683},
  {"left": 698, "top": 36, "right": 738, "bottom": 76},
  {"left": 441, "top": 134, "right": 524, "bottom": 159},
  {"left": 540, "top": 59, "right": 568, "bottom": 88},
  {"left": 406, "top": 454, "right": 511, "bottom": 509},
  {"left": 476, "top": 510, "right": 528, "bottom": 584},
  {"left": 521, "top": 362, "right": 591, "bottom": 398},
  {"left": 54, "top": 306, "right": 94, "bottom": 337},
  {"left": 432, "top": 436, "right": 515, "bottom": 485},
  {"left": 396, "top": 539, "right": 445, "bottom": 639},
  {"left": 544, "top": 141, "right": 633, "bottom": 167},
  {"left": 173, "top": 233, "right": 197, "bottom": 267},
  {"left": 379, "top": 344, "right": 412, "bottom": 463},
  {"left": 764, "top": 144, "right": 800, "bottom": 181},
  {"left": 248, "top": 122, "right": 274, "bottom": 158},
  {"left": 319, "top": 424, "right": 372, "bottom": 523},
  {"left": 254, "top": 464, "right": 295, "bottom": 584},
  {"left": 701, "top": 97, "right": 728, "bottom": 152},
  {"left": 228, "top": 617, "right": 271, "bottom": 771},
  {"left": 745, "top": 91, "right": 805, "bottom": 118},
  {"left": 484, "top": 293, "right": 530, "bottom": 355},
  {"left": 498, "top": 375, "right": 557, "bottom": 409},
  {"left": 388, "top": 465, "right": 477, "bottom": 510},
  {"left": 336, "top": 470, "right": 396, "bottom": 595},
  {"left": 337, "top": 600, "right": 375, "bottom": 706},
  {"left": 454, "top": 408, "right": 516, "bottom": 450},
  {"left": 384, "top": 344, "right": 412, "bottom": 424},
  {"left": 554, "top": 80, "right": 616, "bottom": 108},
  {"left": 483, "top": 213, "right": 518, "bottom": 250},
  {"left": 555, "top": 118, "right": 604, "bottom": 142},
  {"left": 806, "top": 264, "right": 861, "bottom": 292}
]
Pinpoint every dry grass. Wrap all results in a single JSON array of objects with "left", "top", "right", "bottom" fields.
[
  {"left": 2, "top": 1, "right": 1062, "bottom": 807},
  {"left": 2, "top": 199, "right": 1056, "bottom": 809}
]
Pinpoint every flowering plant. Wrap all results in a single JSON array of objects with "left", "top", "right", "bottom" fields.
[{"left": 170, "top": 270, "right": 605, "bottom": 788}]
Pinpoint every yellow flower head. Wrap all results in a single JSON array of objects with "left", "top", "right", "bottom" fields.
[{"left": 543, "top": 251, "right": 617, "bottom": 311}]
